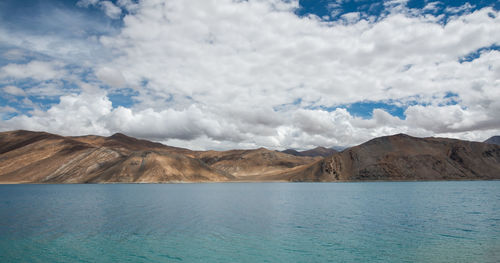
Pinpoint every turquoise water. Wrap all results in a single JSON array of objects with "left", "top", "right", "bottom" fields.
[{"left": 1, "top": 181, "right": 499, "bottom": 262}]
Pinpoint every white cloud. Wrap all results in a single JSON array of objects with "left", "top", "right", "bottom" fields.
[
  {"left": 76, "top": 0, "right": 100, "bottom": 8},
  {"left": 2, "top": 49, "right": 27, "bottom": 61},
  {"left": 0, "top": 106, "right": 17, "bottom": 113},
  {"left": 0, "top": 61, "right": 66, "bottom": 81},
  {"left": 96, "top": 67, "right": 127, "bottom": 88},
  {"left": 100, "top": 1, "right": 122, "bottom": 19},
  {"left": 423, "top": 2, "right": 442, "bottom": 13},
  {"left": 445, "top": 3, "right": 475, "bottom": 14},
  {"left": 77, "top": 0, "right": 122, "bottom": 19},
  {"left": 2, "top": 85, "right": 26, "bottom": 96},
  {"left": 340, "top": 12, "right": 361, "bottom": 24},
  {"left": 117, "top": 0, "right": 139, "bottom": 12},
  {"left": 1, "top": 85, "right": 112, "bottom": 136},
  {"left": 2, "top": 0, "right": 500, "bottom": 149}
]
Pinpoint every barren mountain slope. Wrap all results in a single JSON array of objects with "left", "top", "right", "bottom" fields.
[
  {"left": 0, "top": 130, "right": 231, "bottom": 183},
  {"left": 271, "top": 134, "right": 500, "bottom": 182},
  {"left": 71, "top": 132, "right": 194, "bottom": 156},
  {"left": 195, "top": 148, "right": 320, "bottom": 179}
]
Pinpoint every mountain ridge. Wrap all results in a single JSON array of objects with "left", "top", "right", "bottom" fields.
[
  {"left": 282, "top": 146, "right": 338, "bottom": 157},
  {"left": 1, "top": 130, "right": 499, "bottom": 183},
  {"left": 269, "top": 134, "right": 500, "bottom": 182},
  {"left": 484, "top": 136, "right": 500, "bottom": 145}
]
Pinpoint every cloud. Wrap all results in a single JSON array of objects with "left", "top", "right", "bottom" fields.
[
  {"left": 1, "top": 85, "right": 112, "bottom": 135},
  {"left": 2, "top": 49, "right": 27, "bottom": 61},
  {"left": 76, "top": 0, "right": 99, "bottom": 8},
  {"left": 445, "top": 3, "right": 475, "bottom": 14},
  {"left": 1, "top": 0, "right": 500, "bottom": 150},
  {"left": 0, "top": 61, "right": 65, "bottom": 81},
  {"left": 340, "top": 12, "right": 361, "bottom": 24},
  {"left": 96, "top": 67, "right": 127, "bottom": 88},
  {"left": 2, "top": 85, "right": 26, "bottom": 96},
  {"left": 77, "top": 0, "right": 122, "bottom": 19},
  {"left": 100, "top": 1, "right": 122, "bottom": 19},
  {"left": 423, "top": 2, "right": 442, "bottom": 13}
]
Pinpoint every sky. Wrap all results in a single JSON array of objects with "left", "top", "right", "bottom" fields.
[{"left": 1, "top": 0, "right": 499, "bottom": 150}]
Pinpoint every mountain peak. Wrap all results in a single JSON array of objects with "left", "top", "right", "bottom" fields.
[
  {"left": 484, "top": 136, "right": 500, "bottom": 145},
  {"left": 110, "top": 132, "right": 130, "bottom": 139},
  {"left": 281, "top": 146, "right": 337, "bottom": 157}
]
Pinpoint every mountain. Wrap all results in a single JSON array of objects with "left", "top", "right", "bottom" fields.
[
  {"left": 0, "top": 130, "right": 231, "bottom": 183},
  {"left": 2, "top": 130, "right": 500, "bottom": 183},
  {"left": 271, "top": 134, "right": 500, "bottom": 182},
  {"left": 282, "top": 146, "right": 337, "bottom": 157},
  {"left": 195, "top": 148, "right": 319, "bottom": 180},
  {"left": 71, "top": 132, "right": 193, "bottom": 155},
  {"left": 484, "top": 136, "right": 500, "bottom": 145}
]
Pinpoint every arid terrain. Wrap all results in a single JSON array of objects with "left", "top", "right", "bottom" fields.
[
  {"left": 1, "top": 130, "right": 499, "bottom": 183},
  {"left": 272, "top": 134, "right": 500, "bottom": 182}
]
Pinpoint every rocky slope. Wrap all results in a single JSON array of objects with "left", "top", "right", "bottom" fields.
[
  {"left": 484, "top": 136, "right": 500, "bottom": 146},
  {"left": 271, "top": 134, "right": 500, "bottom": 182},
  {"left": 282, "top": 146, "right": 337, "bottom": 157},
  {"left": 0, "top": 130, "right": 231, "bottom": 183}
]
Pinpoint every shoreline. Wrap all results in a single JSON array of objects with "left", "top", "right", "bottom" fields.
[{"left": 2, "top": 178, "right": 499, "bottom": 185}]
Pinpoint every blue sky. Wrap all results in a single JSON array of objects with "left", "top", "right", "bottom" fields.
[{"left": 1, "top": 0, "right": 499, "bottom": 150}]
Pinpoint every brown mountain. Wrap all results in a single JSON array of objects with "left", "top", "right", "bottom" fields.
[
  {"left": 71, "top": 132, "right": 193, "bottom": 155},
  {"left": 484, "top": 136, "right": 500, "bottom": 146},
  {"left": 282, "top": 146, "right": 337, "bottom": 157},
  {"left": 271, "top": 134, "right": 500, "bottom": 182},
  {"left": 195, "top": 148, "right": 319, "bottom": 180},
  {"left": 2, "top": 131, "right": 500, "bottom": 183},
  {"left": 0, "top": 130, "right": 231, "bottom": 183}
]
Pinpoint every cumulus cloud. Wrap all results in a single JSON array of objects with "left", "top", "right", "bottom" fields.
[
  {"left": 1, "top": 0, "right": 500, "bottom": 150},
  {"left": 1, "top": 85, "right": 112, "bottom": 135}
]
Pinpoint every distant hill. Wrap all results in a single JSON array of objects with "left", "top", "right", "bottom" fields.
[
  {"left": 282, "top": 146, "right": 337, "bottom": 157},
  {"left": 484, "top": 136, "right": 500, "bottom": 145},
  {"left": 195, "top": 148, "right": 318, "bottom": 180},
  {"left": 270, "top": 134, "right": 500, "bottom": 182}
]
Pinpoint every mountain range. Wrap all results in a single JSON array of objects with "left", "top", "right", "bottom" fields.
[{"left": 1, "top": 130, "right": 499, "bottom": 183}]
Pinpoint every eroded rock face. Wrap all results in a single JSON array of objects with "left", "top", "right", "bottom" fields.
[{"left": 275, "top": 134, "right": 500, "bottom": 182}]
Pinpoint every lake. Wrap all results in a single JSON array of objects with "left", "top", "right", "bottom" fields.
[{"left": 1, "top": 181, "right": 499, "bottom": 262}]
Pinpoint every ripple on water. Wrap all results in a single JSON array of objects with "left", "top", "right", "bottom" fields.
[{"left": 0, "top": 181, "right": 499, "bottom": 263}]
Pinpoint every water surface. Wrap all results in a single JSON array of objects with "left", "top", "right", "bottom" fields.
[{"left": 1, "top": 181, "right": 499, "bottom": 262}]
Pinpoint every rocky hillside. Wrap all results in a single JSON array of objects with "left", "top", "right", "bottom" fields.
[{"left": 271, "top": 134, "right": 500, "bottom": 182}]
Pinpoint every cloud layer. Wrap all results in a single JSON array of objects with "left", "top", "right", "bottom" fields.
[{"left": 1, "top": 0, "right": 500, "bottom": 150}]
